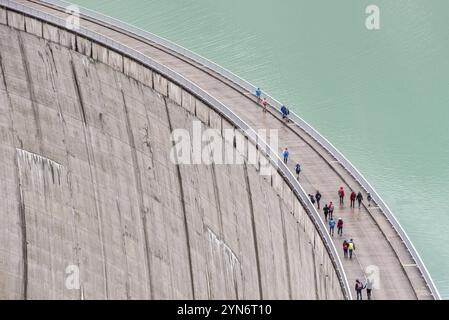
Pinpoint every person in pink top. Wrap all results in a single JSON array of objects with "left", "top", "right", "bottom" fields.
[{"left": 261, "top": 97, "right": 268, "bottom": 113}]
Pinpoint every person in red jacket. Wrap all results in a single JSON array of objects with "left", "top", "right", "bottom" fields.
[
  {"left": 338, "top": 186, "right": 345, "bottom": 206},
  {"left": 337, "top": 217, "right": 344, "bottom": 236},
  {"left": 343, "top": 239, "right": 349, "bottom": 258},
  {"left": 350, "top": 191, "right": 356, "bottom": 208}
]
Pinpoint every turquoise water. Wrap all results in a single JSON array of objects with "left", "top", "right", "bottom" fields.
[{"left": 71, "top": 0, "right": 449, "bottom": 298}]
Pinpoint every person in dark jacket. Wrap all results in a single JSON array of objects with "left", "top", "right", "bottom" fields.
[
  {"left": 357, "top": 192, "right": 363, "bottom": 208},
  {"left": 323, "top": 204, "right": 329, "bottom": 221},
  {"left": 355, "top": 279, "right": 366, "bottom": 300},
  {"left": 350, "top": 191, "right": 356, "bottom": 208},
  {"left": 295, "top": 162, "right": 301, "bottom": 179},
  {"left": 309, "top": 194, "right": 315, "bottom": 205},
  {"left": 315, "top": 190, "right": 322, "bottom": 209},
  {"left": 338, "top": 186, "right": 345, "bottom": 206},
  {"left": 367, "top": 193, "right": 372, "bottom": 207}
]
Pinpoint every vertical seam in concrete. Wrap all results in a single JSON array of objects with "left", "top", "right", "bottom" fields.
[
  {"left": 18, "top": 30, "right": 58, "bottom": 297},
  {"left": 278, "top": 197, "right": 293, "bottom": 299},
  {"left": 17, "top": 31, "right": 43, "bottom": 149},
  {"left": 324, "top": 249, "right": 329, "bottom": 300},
  {"left": 243, "top": 162, "right": 263, "bottom": 299},
  {"left": 312, "top": 233, "right": 320, "bottom": 299},
  {"left": 211, "top": 164, "right": 225, "bottom": 238},
  {"left": 14, "top": 152, "right": 28, "bottom": 300},
  {"left": 44, "top": 42, "right": 83, "bottom": 298},
  {"left": 163, "top": 96, "right": 196, "bottom": 299},
  {"left": 139, "top": 85, "right": 156, "bottom": 173},
  {"left": 71, "top": 71, "right": 87, "bottom": 125},
  {"left": 2, "top": 53, "right": 28, "bottom": 299},
  {"left": 229, "top": 168, "right": 245, "bottom": 299},
  {"left": 119, "top": 88, "right": 154, "bottom": 299},
  {"left": 211, "top": 164, "right": 235, "bottom": 297},
  {"left": 69, "top": 56, "right": 109, "bottom": 299},
  {"left": 46, "top": 43, "right": 57, "bottom": 74},
  {"left": 150, "top": 65, "right": 154, "bottom": 89},
  {"left": 116, "top": 200, "right": 131, "bottom": 299},
  {"left": 295, "top": 220, "right": 305, "bottom": 298}
]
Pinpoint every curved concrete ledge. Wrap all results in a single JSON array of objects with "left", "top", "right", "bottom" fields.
[
  {"left": 37, "top": 0, "right": 442, "bottom": 300},
  {"left": 0, "top": 2, "right": 347, "bottom": 299}
]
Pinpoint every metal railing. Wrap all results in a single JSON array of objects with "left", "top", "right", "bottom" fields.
[
  {"left": 38, "top": 0, "right": 441, "bottom": 300},
  {"left": 0, "top": 0, "right": 353, "bottom": 299}
]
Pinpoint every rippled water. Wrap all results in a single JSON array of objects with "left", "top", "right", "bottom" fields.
[{"left": 71, "top": 0, "right": 449, "bottom": 298}]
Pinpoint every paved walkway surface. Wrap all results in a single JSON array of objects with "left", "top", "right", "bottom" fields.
[{"left": 17, "top": 0, "right": 433, "bottom": 299}]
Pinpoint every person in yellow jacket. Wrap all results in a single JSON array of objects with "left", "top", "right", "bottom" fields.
[{"left": 348, "top": 239, "right": 355, "bottom": 259}]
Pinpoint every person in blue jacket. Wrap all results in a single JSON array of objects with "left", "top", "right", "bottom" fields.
[
  {"left": 282, "top": 148, "right": 289, "bottom": 164},
  {"left": 280, "top": 105, "right": 289, "bottom": 120},
  {"left": 328, "top": 217, "right": 336, "bottom": 236},
  {"left": 255, "top": 87, "right": 262, "bottom": 102}
]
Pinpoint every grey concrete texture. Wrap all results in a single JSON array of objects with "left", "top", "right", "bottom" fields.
[{"left": 0, "top": 20, "right": 343, "bottom": 299}]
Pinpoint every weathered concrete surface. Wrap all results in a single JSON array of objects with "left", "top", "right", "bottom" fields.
[
  {"left": 76, "top": 36, "right": 91, "bottom": 57},
  {"left": 0, "top": 7, "right": 6, "bottom": 25},
  {"left": 7, "top": 10, "right": 24, "bottom": 31},
  {"left": 24, "top": 16, "right": 42, "bottom": 38},
  {"left": 0, "top": 21, "right": 343, "bottom": 299},
  {"left": 16, "top": 0, "right": 432, "bottom": 299}
]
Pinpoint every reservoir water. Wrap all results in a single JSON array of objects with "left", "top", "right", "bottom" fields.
[{"left": 71, "top": 0, "right": 449, "bottom": 298}]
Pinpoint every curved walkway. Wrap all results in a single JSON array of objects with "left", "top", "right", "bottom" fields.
[{"left": 15, "top": 0, "right": 434, "bottom": 299}]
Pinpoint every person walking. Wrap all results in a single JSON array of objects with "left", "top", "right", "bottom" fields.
[
  {"left": 309, "top": 194, "right": 316, "bottom": 205},
  {"left": 366, "top": 278, "right": 373, "bottom": 300},
  {"left": 255, "top": 87, "right": 262, "bottom": 102},
  {"left": 357, "top": 192, "right": 363, "bottom": 209},
  {"left": 261, "top": 97, "right": 268, "bottom": 113},
  {"left": 337, "top": 217, "right": 343, "bottom": 236},
  {"left": 355, "top": 279, "right": 366, "bottom": 300},
  {"left": 295, "top": 162, "right": 301, "bottom": 179},
  {"left": 338, "top": 186, "right": 345, "bottom": 206},
  {"left": 329, "top": 217, "right": 336, "bottom": 236},
  {"left": 350, "top": 191, "right": 356, "bottom": 208},
  {"left": 343, "top": 239, "right": 349, "bottom": 258},
  {"left": 282, "top": 148, "right": 289, "bottom": 164},
  {"left": 315, "top": 190, "right": 322, "bottom": 209},
  {"left": 348, "top": 238, "right": 355, "bottom": 259},
  {"left": 323, "top": 204, "right": 329, "bottom": 221},
  {"left": 328, "top": 201, "right": 334, "bottom": 219},
  {"left": 280, "top": 105, "right": 290, "bottom": 121},
  {"left": 367, "top": 193, "right": 372, "bottom": 207}
]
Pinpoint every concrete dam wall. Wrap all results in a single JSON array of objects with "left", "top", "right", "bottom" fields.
[{"left": 0, "top": 8, "right": 344, "bottom": 299}]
